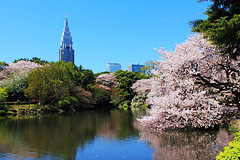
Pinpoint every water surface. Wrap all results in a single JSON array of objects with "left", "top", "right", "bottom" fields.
[{"left": 0, "top": 110, "right": 233, "bottom": 160}]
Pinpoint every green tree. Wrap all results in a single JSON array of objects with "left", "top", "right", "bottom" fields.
[
  {"left": 58, "top": 96, "right": 78, "bottom": 111},
  {"left": 78, "top": 69, "right": 95, "bottom": 89},
  {"left": 14, "top": 57, "right": 49, "bottom": 65},
  {"left": 24, "top": 62, "right": 73, "bottom": 105},
  {"left": 0, "top": 61, "right": 40, "bottom": 101},
  {"left": 191, "top": 0, "right": 240, "bottom": 59},
  {"left": 63, "top": 61, "right": 80, "bottom": 82},
  {"left": 59, "top": 62, "right": 96, "bottom": 89},
  {"left": 0, "top": 62, "right": 8, "bottom": 71},
  {"left": 92, "top": 88, "right": 111, "bottom": 105},
  {"left": 0, "top": 87, "right": 8, "bottom": 102},
  {"left": 110, "top": 88, "right": 125, "bottom": 106},
  {"left": 24, "top": 61, "right": 96, "bottom": 107},
  {"left": 1, "top": 71, "right": 29, "bottom": 101},
  {"left": 140, "top": 60, "right": 156, "bottom": 76},
  {"left": 0, "top": 87, "right": 10, "bottom": 113},
  {"left": 115, "top": 70, "right": 148, "bottom": 101}
]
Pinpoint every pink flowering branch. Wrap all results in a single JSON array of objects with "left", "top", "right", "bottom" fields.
[{"left": 134, "top": 34, "right": 240, "bottom": 131}]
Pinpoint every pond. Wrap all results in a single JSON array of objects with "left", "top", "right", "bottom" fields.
[{"left": 0, "top": 110, "right": 234, "bottom": 160}]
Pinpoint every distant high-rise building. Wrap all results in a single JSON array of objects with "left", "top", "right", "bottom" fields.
[
  {"left": 59, "top": 12, "right": 74, "bottom": 63},
  {"left": 107, "top": 63, "right": 121, "bottom": 73},
  {"left": 127, "top": 64, "right": 144, "bottom": 73}
]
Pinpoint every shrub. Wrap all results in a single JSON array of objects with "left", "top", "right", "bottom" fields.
[
  {"left": 92, "top": 88, "right": 110, "bottom": 105},
  {"left": 0, "top": 110, "right": 6, "bottom": 115},
  {"left": 123, "top": 103, "right": 129, "bottom": 111},
  {"left": 216, "top": 131, "right": 240, "bottom": 159},
  {"left": 65, "top": 96, "right": 78, "bottom": 107},
  {"left": 131, "top": 94, "right": 149, "bottom": 109},
  {"left": 0, "top": 88, "right": 8, "bottom": 102},
  {"left": 58, "top": 100, "right": 71, "bottom": 110},
  {"left": 0, "top": 104, "right": 11, "bottom": 113}
]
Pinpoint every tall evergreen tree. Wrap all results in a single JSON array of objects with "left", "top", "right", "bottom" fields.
[{"left": 191, "top": 0, "right": 240, "bottom": 59}]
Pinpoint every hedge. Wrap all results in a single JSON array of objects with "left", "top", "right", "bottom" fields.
[{"left": 216, "top": 131, "right": 240, "bottom": 159}]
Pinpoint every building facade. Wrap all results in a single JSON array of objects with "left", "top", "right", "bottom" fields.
[
  {"left": 59, "top": 12, "right": 74, "bottom": 63},
  {"left": 107, "top": 63, "right": 121, "bottom": 73},
  {"left": 127, "top": 64, "right": 144, "bottom": 73}
]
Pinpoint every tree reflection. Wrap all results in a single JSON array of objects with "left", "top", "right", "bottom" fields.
[
  {"left": 137, "top": 127, "right": 234, "bottom": 160},
  {"left": 0, "top": 110, "right": 234, "bottom": 160},
  {"left": 0, "top": 110, "right": 139, "bottom": 159}
]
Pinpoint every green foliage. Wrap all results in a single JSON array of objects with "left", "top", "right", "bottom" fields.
[
  {"left": 0, "top": 103, "right": 12, "bottom": 114},
  {"left": 0, "top": 110, "right": 6, "bottom": 115},
  {"left": 115, "top": 70, "right": 148, "bottom": 101},
  {"left": 216, "top": 131, "right": 240, "bottom": 159},
  {"left": 57, "top": 61, "right": 95, "bottom": 89},
  {"left": 24, "top": 61, "right": 96, "bottom": 109},
  {"left": 92, "top": 87, "right": 110, "bottom": 105},
  {"left": 118, "top": 101, "right": 131, "bottom": 110},
  {"left": 123, "top": 103, "right": 129, "bottom": 111},
  {"left": 2, "top": 71, "right": 29, "bottom": 101},
  {"left": 24, "top": 62, "right": 73, "bottom": 105},
  {"left": 191, "top": 0, "right": 240, "bottom": 59},
  {"left": 110, "top": 88, "right": 125, "bottom": 106},
  {"left": 0, "top": 61, "right": 8, "bottom": 71},
  {"left": 13, "top": 57, "right": 49, "bottom": 65},
  {"left": 58, "top": 100, "right": 71, "bottom": 110},
  {"left": 78, "top": 69, "right": 95, "bottom": 89},
  {"left": 65, "top": 96, "right": 78, "bottom": 106},
  {"left": 0, "top": 88, "right": 8, "bottom": 102},
  {"left": 59, "top": 96, "right": 79, "bottom": 110},
  {"left": 131, "top": 94, "right": 149, "bottom": 109},
  {"left": 140, "top": 60, "right": 156, "bottom": 76},
  {"left": 229, "top": 125, "right": 238, "bottom": 132}
]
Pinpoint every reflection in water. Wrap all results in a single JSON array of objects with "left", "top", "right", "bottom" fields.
[
  {"left": 0, "top": 110, "right": 234, "bottom": 160},
  {"left": 0, "top": 110, "right": 140, "bottom": 159},
  {"left": 138, "top": 128, "right": 234, "bottom": 160}
]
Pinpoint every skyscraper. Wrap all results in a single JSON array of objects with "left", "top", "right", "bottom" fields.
[
  {"left": 127, "top": 64, "right": 144, "bottom": 73},
  {"left": 107, "top": 63, "right": 121, "bottom": 73},
  {"left": 59, "top": 12, "right": 74, "bottom": 63}
]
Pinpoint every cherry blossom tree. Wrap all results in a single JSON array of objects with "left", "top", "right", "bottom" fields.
[
  {"left": 0, "top": 60, "right": 41, "bottom": 80},
  {"left": 133, "top": 34, "right": 240, "bottom": 130},
  {"left": 132, "top": 79, "right": 153, "bottom": 95},
  {"left": 0, "top": 60, "right": 41, "bottom": 100},
  {"left": 136, "top": 127, "right": 234, "bottom": 160},
  {"left": 96, "top": 73, "right": 119, "bottom": 91}
]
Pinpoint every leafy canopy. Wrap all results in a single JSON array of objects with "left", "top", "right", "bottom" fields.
[
  {"left": 115, "top": 70, "right": 148, "bottom": 101},
  {"left": 0, "top": 62, "right": 8, "bottom": 71},
  {"left": 0, "top": 88, "right": 8, "bottom": 102},
  {"left": 140, "top": 60, "right": 156, "bottom": 76},
  {"left": 24, "top": 61, "right": 96, "bottom": 106},
  {"left": 24, "top": 62, "right": 75, "bottom": 105},
  {"left": 13, "top": 57, "right": 49, "bottom": 65},
  {"left": 191, "top": 0, "right": 240, "bottom": 59}
]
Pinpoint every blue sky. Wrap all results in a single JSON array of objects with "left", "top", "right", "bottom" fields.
[{"left": 0, "top": 0, "right": 211, "bottom": 73}]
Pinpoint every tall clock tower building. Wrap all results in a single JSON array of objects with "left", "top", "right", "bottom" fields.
[{"left": 59, "top": 12, "right": 74, "bottom": 63}]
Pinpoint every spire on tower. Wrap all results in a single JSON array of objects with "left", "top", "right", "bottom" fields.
[
  {"left": 59, "top": 11, "right": 74, "bottom": 64},
  {"left": 64, "top": 11, "right": 68, "bottom": 27}
]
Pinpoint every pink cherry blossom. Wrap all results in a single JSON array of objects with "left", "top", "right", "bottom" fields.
[
  {"left": 0, "top": 60, "right": 41, "bottom": 80},
  {"left": 134, "top": 34, "right": 240, "bottom": 130},
  {"left": 96, "top": 73, "right": 119, "bottom": 91}
]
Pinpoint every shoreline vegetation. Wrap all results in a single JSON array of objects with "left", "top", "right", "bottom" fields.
[{"left": 0, "top": 59, "right": 149, "bottom": 117}]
